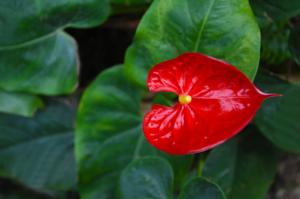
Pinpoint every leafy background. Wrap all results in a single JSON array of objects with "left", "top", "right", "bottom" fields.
[{"left": 0, "top": 0, "right": 300, "bottom": 199}]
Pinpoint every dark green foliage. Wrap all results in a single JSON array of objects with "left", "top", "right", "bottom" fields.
[
  {"left": 289, "top": 27, "right": 300, "bottom": 65},
  {"left": 255, "top": 71, "right": 300, "bottom": 153},
  {"left": 0, "top": 100, "right": 76, "bottom": 191},
  {"left": 119, "top": 157, "right": 174, "bottom": 199},
  {"left": 203, "top": 127, "right": 279, "bottom": 199},
  {"left": 0, "top": 0, "right": 299, "bottom": 199},
  {"left": 178, "top": 178, "right": 226, "bottom": 199}
]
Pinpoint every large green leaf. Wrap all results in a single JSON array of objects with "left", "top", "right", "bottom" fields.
[
  {"left": 250, "top": 0, "right": 300, "bottom": 22},
  {"left": 289, "top": 27, "right": 300, "bottom": 65},
  {"left": 76, "top": 65, "right": 192, "bottom": 199},
  {"left": 254, "top": 70, "right": 300, "bottom": 153},
  {"left": 178, "top": 178, "right": 226, "bottom": 199},
  {"left": 0, "top": 100, "right": 76, "bottom": 191},
  {"left": 0, "top": 91, "right": 43, "bottom": 117},
  {"left": 0, "top": 0, "right": 110, "bottom": 47},
  {"left": 119, "top": 157, "right": 173, "bottom": 199},
  {"left": 0, "top": 31, "right": 78, "bottom": 95},
  {"left": 76, "top": 65, "right": 142, "bottom": 199},
  {"left": 202, "top": 127, "right": 279, "bottom": 199},
  {"left": 125, "top": 0, "right": 261, "bottom": 87}
]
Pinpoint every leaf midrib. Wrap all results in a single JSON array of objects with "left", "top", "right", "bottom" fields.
[{"left": 193, "top": 0, "right": 216, "bottom": 52}]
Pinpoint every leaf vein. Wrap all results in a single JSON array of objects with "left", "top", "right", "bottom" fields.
[{"left": 193, "top": 0, "right": 216, "bottom": 52}]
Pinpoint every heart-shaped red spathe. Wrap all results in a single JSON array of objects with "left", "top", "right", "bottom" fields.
[{"left": 143, "top": 52, "right": 278, "bottom": 155}]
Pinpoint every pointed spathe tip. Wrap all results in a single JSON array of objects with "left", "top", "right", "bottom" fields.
[
  {"left": 255, "top": 88, "right": 282, "bottom": 99},
  {"left": 260, "top": 92, "right": 282, "bottom": 99}
]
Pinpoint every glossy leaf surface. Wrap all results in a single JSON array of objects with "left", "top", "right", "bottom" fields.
[
  {"left": 203, "top": 128, "right": 279, "bottom": 199},
  {"left": 0, "top": 91, "right": 43, "bottom": 117},
  {"left": 0, "top": 0, "right": 110, "bottom": 47},
  {"left": 119, "top": 157, "right": 173, "bottom": 199},
  {"left": 144, "top": 53, "right": 276, "bottom": 155},
  {"left": 76, "top": 65, "right": 192, "bottom": 198},
  {"left": 76, "top": 65, "right": 143, "bottom": 199},
  {"left": 255, "top": 70, "right": 300, "bottom": 153},
  {"left": 125, "top": 0, "right": 260, "bottom": 87},
  {"left": 0, "top": 31, "right": 78, "bottom": 95},
  {"left": 178, "top": 178, "right": 226, "bottom": 199},
  {"left": 0, "top": 100, "right": 76, "bottom": 191}
]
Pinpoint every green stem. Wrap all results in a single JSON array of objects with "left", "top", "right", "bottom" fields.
[{"left": 197, "top": 154, "right": 206, "bottom": 177}]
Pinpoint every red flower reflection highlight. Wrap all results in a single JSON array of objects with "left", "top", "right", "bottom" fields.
[{"left": 143, "top": 52, "right": 279, "bottom": 155}]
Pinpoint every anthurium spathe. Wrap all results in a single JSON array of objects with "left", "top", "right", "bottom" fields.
[{"left": 143, "top": 53, "right": 279, "bottom": 155}]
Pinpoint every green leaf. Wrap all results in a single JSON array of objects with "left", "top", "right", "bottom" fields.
[
  {"left": 0, "top": 0, "right": 110, "bottom": 47},
  {"left": 0, "top": 31, "right": 78, "bottom": 95},
  {"left": 0, "top": 100, "right": 76, "bottom": 191},
  {"left": 254, "top": 70, "right": 300, "bottom": 153},
  {"left": 178, "top": 178, "right": 226, "bottom": 199},
  {"left": 250, "top": 0, "right": 300, "bottom": 22},
  {"left": 76, "top": 65, "right": 143, "bottom": 198},
  {"left": 289, "top": 27, "right": 300, "bottom": 65},
  {"left": 76, "top": 65, "right": 192, "bottom": 199},
  {"left": 0, "top": 91, "right": 43, "bottom": 117},
  {"left": 260, "top": 22, "right": 291, "bottom": 65},
  {"left": 202, "top": 127, "right": 279, "bottom": 199},
  {"left": 125, "top": 0, "right": 261, "bottom": 87},
  {"left": 119, "top": 157, "right": 173, "bottom": 199}
]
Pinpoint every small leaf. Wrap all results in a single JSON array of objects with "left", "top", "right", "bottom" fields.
[
  {"left": 0, "top": 90, "right": 43, "bottom": 117},
  {"left": 0, "top": 100, "right": 76, "bottom": 191},
  {"left": 0, "top": 31, "right": 78, "bottom": 95},
  {"left": 202, "top": 127, "right": 279, "bottom": 199},
  {"left": 125, "top": 0, "right": 261, "bottom": 87},
  {"left": 0, "top": 0, "right": 110, "bottom": 47},
  {"left": 178, "top": 178, "right": 226, "bottom": 199},
  {"left": 143, "top": 53, "right": 277, "bottom": 155},
  {"left": 254, "top": 70, "right": 300, "bottom": 153},
  {"left": 119, "top": 157, "right": 173, "bottom": 199}
]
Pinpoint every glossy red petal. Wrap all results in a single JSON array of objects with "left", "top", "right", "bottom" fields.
[
  {"left": 147, "top": 53, "right": 202, "bottom": 94},
  {"left": 143, "top": 103, "right": 198, "bottom": 154},
  {"left": 144, "top": 52, "right": 278, "bottom": 155}
]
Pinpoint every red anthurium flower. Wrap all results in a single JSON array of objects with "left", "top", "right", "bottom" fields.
[{"left": 143, "top": 52, "right": 279, "bottom": 155}]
